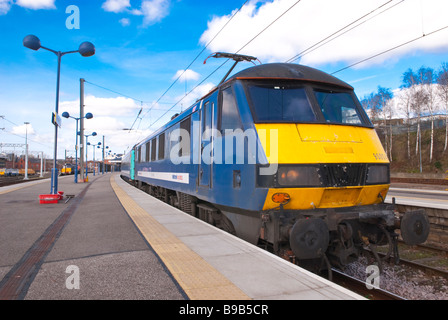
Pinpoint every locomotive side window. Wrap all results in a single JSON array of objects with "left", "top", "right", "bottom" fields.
[
  {"left": 220, "top": 86, "right": 243, "bottom": 133},
  {"left": 314, "top": 90, "right": 364, "bottom": 125},
  {"left": 141, "top": 143, "right": 146, "bottom": 162},
  {"left": 146, "top": 141, "right": 150, "bottom": 162},
  {"left": 247, "top": 83, "right": 317, "bottom": 122},
  {"left": 151, "top": 138, "right": 157, "bottom": 161},
  {"left": 180, "top": 116, "right": 191, "bottom": 157},
  {"left": 158, "top": 133, "right": 165, "bottom": 160},
  {"left": 202, "top": 102, "right": 211, "bottom": 134}
]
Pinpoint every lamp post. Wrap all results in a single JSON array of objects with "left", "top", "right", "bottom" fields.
[
  {"left": 101, "top": 135, "right": 109, "bottom": 174},
  {"left": 103, "top": 145, "right": 109, "bottom": 173},
  {"left": 24, "top": 122, "right": 30, "bottom": 180},
  {"left": 62, "top": 112, "right": 93, "bottom": 183},
  {"left": 84, "top": 132, "right": 97, "bottom": 178},
  {"left": 88, "top": 142, "right": 101, "bottom": 176},
  {"left": 23, "top": 34, "right": 95, "bottom": 194}
]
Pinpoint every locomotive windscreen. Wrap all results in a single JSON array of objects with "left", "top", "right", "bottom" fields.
[
  {"left": 245, "top": 81, "right": 371, "bottom": 126},
  {"left": 314, "top": 90, "right": 364, "bottom": 125},
  {"left": 246, "top": 83, "right": 317, "bottom": 122}
]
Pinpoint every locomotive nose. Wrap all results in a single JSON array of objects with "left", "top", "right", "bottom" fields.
[
  {"left": 400, "top": 210, "right": 430, "bottom": 245},
  {"left": 289, "top": 218, "right": 329, "bottom": 260}
]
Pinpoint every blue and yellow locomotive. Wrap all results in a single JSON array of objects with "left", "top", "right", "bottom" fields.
[{"left": 121, "top": 54, "right": 429, "bottom": 271}]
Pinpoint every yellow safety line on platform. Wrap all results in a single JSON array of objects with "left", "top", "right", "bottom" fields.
[{"left": 110, "top": 176, "right": 251, "bottom": 300}]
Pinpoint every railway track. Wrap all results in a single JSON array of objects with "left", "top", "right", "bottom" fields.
[
  {"left": 331, "top": 268, "right": 405, "bottom": 300},
  {"left": 0, "top": 175, "right": 50, "bottom": 187},
  {"left": 339, "top": 242, "right": 448, "bottom": 300},
  {"left": 386, "top": 242, "right": 448, "bottom": 280}
]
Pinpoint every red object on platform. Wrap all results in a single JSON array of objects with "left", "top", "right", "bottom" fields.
[{"left": 39, "top": 194, "right": 60, "bottom": 204}]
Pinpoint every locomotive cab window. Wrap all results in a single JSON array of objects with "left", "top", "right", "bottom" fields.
[
  {"left": 314, "top": 90, "right": 366, "bottom": 125},
  {"left": 246, "top": 82, "right": 317, "bottom": 123},
  {"left": 219, "top": 86, "right": 243, "bottom": 133}
]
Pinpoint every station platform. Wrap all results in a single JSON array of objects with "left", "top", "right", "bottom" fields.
[{"left": 0, "top": 173, "right": 364, "bottom": 301}]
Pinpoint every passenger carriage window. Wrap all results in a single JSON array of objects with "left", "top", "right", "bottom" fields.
[
  {"left": 137, "top": 147, "right": 141, "bottom": 163},
  {"left": 158, "top": 133, "right": 165, "bottom": 160},
  {"left": 151, "top": 138, "right": 157, "bottom": 161},
  {"left": 247, "top": 83, "right": 317, "bottom": 122},
  {"left": 220, "top": 87, "right": 243, "bottom": 132}
]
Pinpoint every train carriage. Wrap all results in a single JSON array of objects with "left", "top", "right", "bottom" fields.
[{"left": 121, "top": 55, "right": 429, "bottom": 272}]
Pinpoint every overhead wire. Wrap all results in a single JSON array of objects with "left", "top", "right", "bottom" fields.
[
  {"left": 145, "top": 0, "right": 304, "bottom": 130},
  {"left": 285, "top": 0, "right": 401, "bottom": 63},
  {"left": 331, "top": 23, "right": 448, "bottom": 75},
  {"left": 136, "top": 0, "right": 250, "bottom": 131},
  {"left": 235, "top": 0, "right": 302, "bottom": 55},
  {"left": 0, "top": 116, "right": 53, "bottom": 149}
]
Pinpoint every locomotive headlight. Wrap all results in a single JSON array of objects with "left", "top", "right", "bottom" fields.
[
  {"left": 256, "top": 165, "right": 322, "bottom": 188},
  {"left": 280, "top": 169, "right": 300, "bottom": 183},
  {"left": 366, "top": 164, "right": 390, "bottom": 185},
  {"left": 278, "top": 166, "right": 322, "bottom": 187}
]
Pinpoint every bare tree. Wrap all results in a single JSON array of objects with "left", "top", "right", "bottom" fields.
[
  {"left": 361, "top": 87, "right": 392, "bottom": 159},
  {"left": 402, "top": 68, "right": 428, "bottom": 172},
  {"left": 397, "top": 87, "right": 413, "bottom": 159},
  {"left": 437, "top": 62, "right": 448, "bottom": 153},
  {"left": 377, "top": 87, "right": 394, "bottom": 160},
  {"left": 418, "top": 67, "right": 437, "bottom": 162}
]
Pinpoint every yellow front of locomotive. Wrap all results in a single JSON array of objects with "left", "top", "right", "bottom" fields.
[
  {"left": 257, "top": 122, "right": 390, "bottom": 211},
  {"left": 242, "top": 75, "right": 390, "bottom": 211}
]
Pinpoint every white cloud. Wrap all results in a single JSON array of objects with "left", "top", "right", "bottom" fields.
[
  {"left": 173, "top": 69, "right": 200, "bottom": 82},
  {"left": 11, "top": 123, "right": 35, "bottom": 136},
  {"left": 57, "top": 95, "right": 147, "bottom": 157},
  {"left": 199, "top": 0, "right": 448, "bottom": 68},
  {"left": 102, "top": 0, "right": 171, "bottom": 27},
  {"left": 140, "top": 0, "right": 170, "bottom": 26},
  {"left": 60, "top": 95, "right": 141, "bottom": 117},
  {"left": 16, "top": 0, "right": 55, "bottom": 10},
  {"left": 0, "top": 0, "right": 12, "bottom": 15},
  {"left": 0, "top": 0, "right": 55, "bottom": 13},
  {"left": 102, "top": 0, "right": 130, "bottom": 13},
  {"left": 119, "top": 18, "right": 131, "bottom": 26}
]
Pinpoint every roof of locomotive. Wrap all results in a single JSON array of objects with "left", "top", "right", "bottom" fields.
[
  {"left": 227, "top": 63, "right": 353, "bottom": 90},
  {"left": 134, "top": 63, "right": 355, "bottom": 148}
]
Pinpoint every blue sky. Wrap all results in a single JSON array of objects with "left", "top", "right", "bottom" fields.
[{"left": 1, "top": 0, "right": 448, "bottom": 160}]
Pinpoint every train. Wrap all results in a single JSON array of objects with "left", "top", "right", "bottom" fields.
[
  {"left": 121, "top": 53, "right": 430, "bottom": 273},
  {"left": 61, "top": 163, "right": 76, "bottom": 175}
]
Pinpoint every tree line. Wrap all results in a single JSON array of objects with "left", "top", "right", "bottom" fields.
[{"left": 361, "top": 62, "right": 448, "bottom": 172}]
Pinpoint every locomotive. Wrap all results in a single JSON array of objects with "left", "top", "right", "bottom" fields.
[
  {"left": 61, "top": 163, "right": 75, "bottom": 175},
  {"left": 121, "top": 53, "right": 429, "bottom": 273}
]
